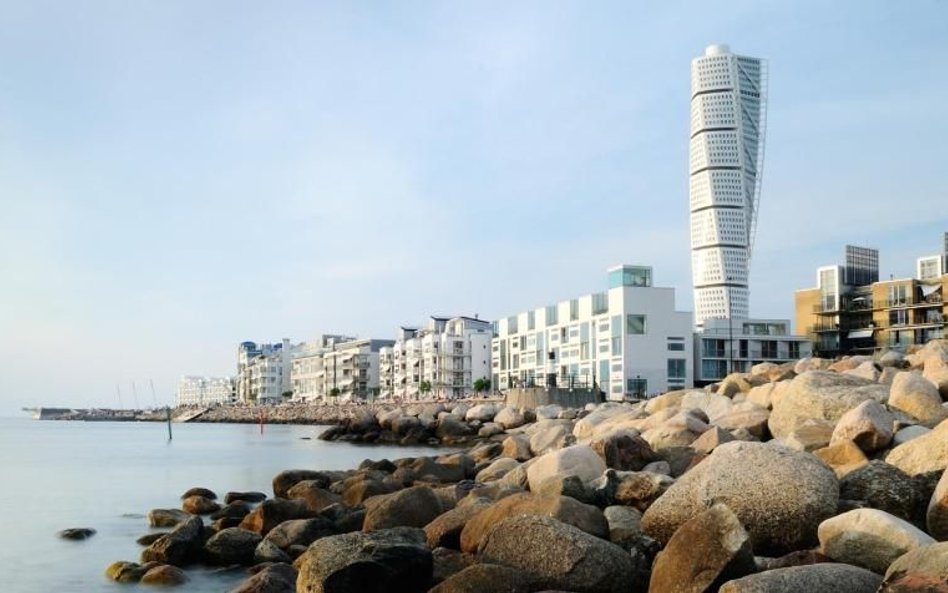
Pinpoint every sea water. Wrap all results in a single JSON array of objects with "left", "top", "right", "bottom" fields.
[{"left": 0, "top": 417, "right": 447, "bottom": 592}]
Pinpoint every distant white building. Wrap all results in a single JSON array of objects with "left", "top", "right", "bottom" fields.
[
  {"left": 492, "top": 265, "right": 694, "bottom": 400},
  {"left": 319, "top": 338, "right": 394, "bottom": 402},
  {"left": 236, "top": 339, "right": 293, "bottom": 404},
  {"left": 175, "top": 376, "right": 235, "bottom": 406},
  {"left": 380, "top": 316, "right": 493, "bottom": 400},
  {"left": 693, "top": 318, "right": 811, "bottom": 384},
  {"left": 290, "top": 334, "right": 356, "bottom": 403}
]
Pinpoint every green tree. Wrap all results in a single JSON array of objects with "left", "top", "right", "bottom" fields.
[
  {"left": 419, "top": 380, "right": 432, "bottom": 396},
  {"left": 329, "top": 387, "right": 340, "bottom": 398},
  {"left": 473, "top": 377, "right": 490, "bottom": 394}
]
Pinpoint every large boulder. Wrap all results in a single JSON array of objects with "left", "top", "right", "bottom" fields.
[
  {"left": 295, "top": 527, "right": 432, "bottom": 593},
  {"left": 818, "top": 508, "right": 936, "bottom": 574},
  {"left": 782, "top": 419, "right": 834, "bottom": 452},
  {"left": 718, "top": 563, "right": 882, "bottom": 593},
  {"left": 428, "top": 563, "right": 534, "bottom": 593},
  {"left": 263, "top": 517, "right": 336, "bottom": 550},
  {"left": 459, "top": 492, "right": 608, "bottom": 553},
  {"left": 272, "top": 470, "right": 331, "bottom": 498},
  {"left": 424, "top": 500, "right": 491, "bottom": 549},
  {"left": 886, "top": 418, "right": 948, "bottom": 476},
  {"left": 830, "top": 399, "right": 895, "bottom": 453},
  {"left": 612, "top": 471, "right": 675, "bottom": 511},
  {"left": 231, "top": 562, "right": 297, "bottom": 593},
  {"left": 641, "top": 441, "right": 838, "bottom": 555},
  {"left": 493, "top": 407, "right": 526, "bottom": 429},
  {"left": 529, "top": 420, "right": 575, "bottom": 455},
  {"left": 140, "top": 516, "right": 204, "bottom": 566},
  {"left": 362, "top": 486, "right": 444, "bottom": 531},
  {"left": 573, "top": 404, "right": 636, "bottom": 440},
  {"left": 603, "top": 505, "right": 643, "bottom": 550},
  {"left": 840, "top": 461, "right": 918, "bottom": 521},
  {"left": 928, "top": 469, "right": 948, "bottom": 540},
  {"left": 239, "top": 498, "right": 314, "bottom": 535},
  {"left": 465, "top": 404, "right": 499, "bottom": 423},
  {"left": 140, "top": 565, "right": 188, "bottom": 586},
  {"left": 203, "top": 527, "right": 261, "bottom": 565},
  {"left": 286, "top": 481, "right": 343, "bottom": 513},
  {"left": 711, "top": 402, "right": 770, "bottom": 439},
  {"left": 225, "top": 491, "right": 268, "bottom": 504},
  {"left": 475, "top": 458, "right": 520, "bottom": 483},
  {"left": 588, "top": 429, "right": 658, "bottom": 471},
  {"left": 814, "top": 440, "right": 870, "bottom": 478},
  {"left": 526, "top": 444, "right": 607, "bottom": 491},
  {"left": 769, "top": 371, "right": 888, "bottom": 440},
  {"left": 883, "top": 542, "right": 948, "bottom": 585},
  {"left": 478, "top": 514, "right": 634, "bottom": 593},
  {"left": 182, "top": 495, "right": 220, "bottom": 515},
  {"left": 147, "top": 508, "right": 191, "bottom": 528},
  {"left": 500, "top": 434, "right": 532, "bottom": 461},
  {"left": 889, "top": 371, "right": 948, "bottom": 427},
  {"left": 648, "top": 503, "right": 756, "bottom": 593},
  {"left": 924, "top": 356, "right": 948, "bottom": 399}
]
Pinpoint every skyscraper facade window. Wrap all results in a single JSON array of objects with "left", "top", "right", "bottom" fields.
[{"left": 689, "top": 44, "right": 768, "bottom": 329}]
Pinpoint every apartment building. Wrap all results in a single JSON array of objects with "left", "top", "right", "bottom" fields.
[
  {"left": 318, "top": 338, "right": 394, "bottom": 402},
  {"left": 290, "top": 334, "right": 355, "bottom": 403},
  {"left": 694, "top": 318, "right": 811, "bottom": 383},
  {"left": 796, "top": 238, "right": 947, "bottom": 356},
  {"left": 175, "top": 376, "right": 235, "bottom": 406},
  {"left": 492, "top": 265, "right": 694, "bottom": 400},
  {"left": 379, "top": 316, "right": 493, "bottom": 400},
  {"left": 236, "top": 339, "right": 293, "bottom": 404}
]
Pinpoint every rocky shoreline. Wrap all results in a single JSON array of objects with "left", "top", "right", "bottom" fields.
[{"left": 88, "top": 340, "right": 948, "bottom": 592}]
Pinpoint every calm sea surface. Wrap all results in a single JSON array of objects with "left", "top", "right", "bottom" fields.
[{"left": 0, "top": 417, "right": 449, "bottom": 593}]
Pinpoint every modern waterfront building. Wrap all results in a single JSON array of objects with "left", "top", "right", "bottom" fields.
[
  {"left": 319, "top": 338, "right": 394, "bottom": 402},
  {"left": 175, "top": 376, "right": 235, "bottom": 406},
  {"left": 492, "top": 265, "right": 694, "bottom": 400},
  {"left": 689, "top": 44, "right": 768, "bottom": 329},
  {"left": 236, "top": 339, "right": 293, "bottom": 404},
  {"left": 796, "top": 238, "right": 947, "bottom": 356},
  {"left": 694, "top": 318, "right": 810, "bottom": 383},
  {"left": 290, "top": 334, "right": 356, "bottom": 403},
  {"left": 379, "top": 316, "right": 493, "bottom": 400}
]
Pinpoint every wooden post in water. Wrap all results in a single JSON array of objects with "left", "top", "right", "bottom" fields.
[{"left": 166, "top": 406, "right": 173, "bottom": 441}]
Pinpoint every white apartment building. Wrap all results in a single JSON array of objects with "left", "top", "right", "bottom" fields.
[
  {"left": 319, "top": 338, "right": 394, "bottom": 402},
  {"left": 290, "top": 334, "right": 355, "bottom": 403},
  {"left": 175, "top": 376, "right": 235, "bottom": 406},
  {"left": 694, "top": 318, "right": 811, "bottom": 383},
  {"left": 689, "top": 44, "right": 767, "bottom": 329},
  {"left": 379, "top": 316, "right": 493, "bottom": 400},
  {"left": 236, "top": 339, "right": 293, "bottom": 404},
  {"left": 492, "top": 265, "right": 694, "bottom": 400}
]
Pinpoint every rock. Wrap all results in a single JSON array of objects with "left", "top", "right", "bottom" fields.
[
  {"left": 769, "top": 371, "right": 888, "bottom": 440},
  {"left": 526, "top": 444, "right": 606, "bottom": 491},
  {"left": 681, "top": 392, "right": 734, "bottom": 422},
  {"left": 239, "top": 499, "right": 314, "bottom": 535},
  {"left": 494, "top": 407, "right": 526, "bottom": 429},
  {"left": 460, "top": 492, "right": 608, "bottom": 553},
  {"left": 928, "top": 469, "right": 948, "bottom": 540},
  {"left": 431, "top": 547, "right": 476, "bottom": 584},
  {"left": 140, "top": 516, "right": 204, "bottom": 566},
  {"left": 746, "top": 383, "right": 777, "bottom": 410},
  {"left": 182, "top": 495, "right": 221, "bottom": 515},
  {"left": 501, "top": 434, "right": 532, "bottom": 461},
  {"left": 894, "top": 425, "right": 931, "bottom": 446},
  {"left": 148, "top": 509, "right": 191, "bottom": 528},
  {"left": 814, "top": 440, "right": 869, "bottom": 478},
  {"left": 535, "top": 404, "right": 564, "bottom": 420},
  {"left": 656, "top": 446, "right": 706, "bottom": 477},
  {"left": 465, "top": 404, "right": 499, "bottom": 423},
  {"left": 529, "top": 421, "right": 575, "bottom": 455},
  {"left": 106, "top": 561, "right": 158, "bottom": 583},
  {"left": 890, "top": 371, "right": 948, "bottom": 427},
  {"left": 924, "top": 357, "right": 948, "bottom": 399},
  {"left": 478, "top": 514, "right": 634, "bottom": 593},
  {"left": 887, "top": 418, "right": 948, "bottom": 476},
  {"left": 436, "top": 416, "right": 475, "bottom": 439},
  {"left": 362, "top": 486, "right": 444, "bottom": 531},
  {"left": 230, "top": 562, "right": 297, "bottom": 593},
  {"left": 589, "top": 429, "right": 658, "bottom": 471},
  {"left": 754, "top": 550, "right": 833, "bottom": 571},
  {"left": 603, "top": 505, "right": 642, "bottom": 549},
  {"left": 783, "top": 419, "right": 834, "bottom": 452},
  {"left": 649, "top": 503, "right": 756, "bottom": 593},
  {"left": 641, "top": 460, "right": 672, "bottom": 475},
  {"left": 263, "top": 517, "right": 335, "bottom": 549},
  {"left": 204, "top": 527, "right": 262, "bottom": 565},
  {"left": 210, "top": 500, "right": 254, "bottom": 521},
  {"left": 295, "top": 527, "right": 432, "bottom": 593},
  {"left": 881, "top": 350, "right": 907, "bottom": 368},
  {"left": 844, "top": 361, "right": 882, "bottom": 382},
  {"left": 641, "top": 441, "right": 839, "bottom": 555},
  {"left": 136, "top": 533, "right": 167, "bottom": 546},
  {"left": 391, "top": 415, "right": 421, "bottom": 436},
  {"left": 879, "top": 573, "right": 948, "bottom": 592},
  {"left": 573, "top": 404, "right": 636, "bottom": 440},
  {"left": 429, "top": 563, "right": 535, "bottom": 593},
  {"left": 818, "top": 508, "right": 936, "bottom": 573},
  {"left": 254, "top": 539, "right": 291, "bottom": 564},
  {"left": 225, "top": 491, "right": 268, "bottom": 504},
  {"left": 272, "top": 470, "right": 331, "bottom": 498},
  {"left": 711, "top": 403, "right": 770, "bottom": 439},
  {"left": 884, "top": 541, "right": 948, "bottom": 585},
  {"left": 58, "top": 527, "right": 96, "bottom": 540},
  {"left": 613, "top": 471, "right": 675, "bottom": 511},
  {"left": 718, "top": 563, "right": 882, "bottom": 593},
  {"left": 830, "top": 399, "right": 895, "bottom": 453},
  {"left": 140, "top": 564, "right": 188, "bottom": 586},
  {"left": 478, "top": 422, "right": 504, "bottom": 438},
  {"left": 181, "top": 487, "right": 217, "bottom": 500},
  {"left": 415, "top": 455, "right": 469, "bottom": 483},
  {"left": 425, "top": 500, "right": 491, "bottom": 549},
  {"left": 475, "top": 458, "right": 520, "bottom": 482},
  {"left": 840, "top": 461, "right": 918, "bottom": 521},
  {"left": 690, "top": 426, "right": 736, "bottom": 454},
  {"left": 340, "top": 477, "right": 400, "bottom": 506}
]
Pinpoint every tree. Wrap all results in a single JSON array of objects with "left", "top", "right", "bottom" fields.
[
  {"left": 329, "top": 387, "right": 340, "bottom": 398},
  {"left": 419, "top": 380, "right": 432, "bottom": 397},
  {"left": 473, "top": 377, "right": 491, "bottom": 394},
  {"left": 281, "top": 390, "right": 293, "bottom": 400}
]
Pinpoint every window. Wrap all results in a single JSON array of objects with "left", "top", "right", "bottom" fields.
[
  {"left": 761, "top": 341, "right": 778, "bottom": 358},
  {"left": 592, "top": 292, "right": 609, "bottom": 315},
  {"left": 545, "top": 305, "right": 558, "bottom": 326},
  {"left": 570, "top": 299, "right": 579, "bottom": 321},
  {"left": 527, "top": 311, "right": 535, "bottom": 331},
  {"left": 667, "top": 359, "right": 686, "bottom": 379},
  {"left": 507, "top": 316, "right": 518, "bottom": 335},
  {"left": 667, "top": 342, "right": 685, "bottom": 351},
  {"left": 626, "top": 314, "right": 646, "bottom": 335},
  {"left": 788, "top": 341, "right": 800, "bottom": 359},
  {"left": 627, "top": 377, "right": 647, "bottom": 398}
]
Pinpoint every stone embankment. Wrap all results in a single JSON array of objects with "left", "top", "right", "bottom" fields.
[{"left": 99, "top": 339, "right": 948, "bottom": 592}]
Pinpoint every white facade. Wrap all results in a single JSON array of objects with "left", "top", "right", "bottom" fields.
[
  {"left": 492, "top": 265, "right": 694, "bottom": 400},
  {"left": 290, "top": 334, "right": 356, "bottom": 403},
  {"left": 319, "top": 338, "right": 394, "bottom": 402},
  {"left": 236, "top": 339, "right": 293, "bottom": 404},
  {"left": 175, "top": 376, "right": 235, "bottom": 406},
  {"left": 918, "top": 255, "right": 946, "bottom": 281},
  {"left": 380, "top": 316, "right": 493, "bottom": 400},
  {"left": 689, "top": 44, "right": 768, "bottom": 328},
  {"left": 694, "top": 318, "right": 811, "bottom": 383}
]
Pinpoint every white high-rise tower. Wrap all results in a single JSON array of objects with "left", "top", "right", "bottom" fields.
[{"left": 689, "top": 44, "right": 767, "bottom": 329}]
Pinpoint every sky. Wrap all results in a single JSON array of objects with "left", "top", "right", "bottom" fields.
[{"left": 1, "top": 1, "right": 946, "bottom": 413}]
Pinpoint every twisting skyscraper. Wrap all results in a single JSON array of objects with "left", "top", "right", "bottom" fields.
[{"left": 689, "top": 44, "right": 767, "bottom": 329}]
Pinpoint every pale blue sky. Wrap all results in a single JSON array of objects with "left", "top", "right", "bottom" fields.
[{"left": 2, "top": 1, "right": 946, "bottom": 413}]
